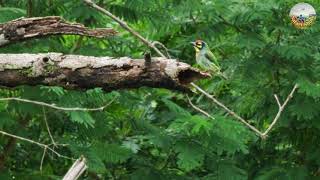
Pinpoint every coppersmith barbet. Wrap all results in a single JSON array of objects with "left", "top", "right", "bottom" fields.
[{"left": 191, "top": 40, "right": 226, "bottom": 79}]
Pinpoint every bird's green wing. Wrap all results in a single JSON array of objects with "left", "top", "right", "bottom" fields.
[{"left": 205, "top": 50, "right": 219, "bottom": 67}]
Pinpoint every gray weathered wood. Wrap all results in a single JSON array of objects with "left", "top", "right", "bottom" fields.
[
  {"left": 62, "top": 157, "right": 87, "bottom": 180},
  {"left": 0, "top": 53, "right": 209, "bottom": 91},
  {"left": 0, "top": 16, "right": 117, "bottom": 46}
]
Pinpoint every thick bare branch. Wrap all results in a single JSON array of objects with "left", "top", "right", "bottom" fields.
[
  {"left": 0, "top": 53, "right": 209, "bottom": 91},
  {"left": 0, "top": 16, "right": 117, "bottom": 47}
]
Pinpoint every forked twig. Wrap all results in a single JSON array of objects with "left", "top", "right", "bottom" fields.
[
  {"left": 262, "top": 84, "right": 299, "bottom": 137},
  {"left": 0, "top": 130, "right": 74, "bottom": 160},
  {"left": 191, "top": 83, "right": 299, "bottom": 138}
]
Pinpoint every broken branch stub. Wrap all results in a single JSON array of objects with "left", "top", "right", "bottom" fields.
[
  {"left": 0, "top": 53, "right": 209, "bottom": 91},
  {"left": 0, "top": 16, "right": 117, "bottom": 46}
]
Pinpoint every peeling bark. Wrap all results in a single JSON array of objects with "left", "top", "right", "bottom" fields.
[
  {"left": 0, "top": 16, "right": 117, "bottom": 47},
  {"left": 0, "top": 53, "right": 209, "bottom": 91}
]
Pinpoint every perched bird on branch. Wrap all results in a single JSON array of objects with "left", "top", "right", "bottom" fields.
[{"left": 191, "top": 40, "right": 227, "bottom": 79}]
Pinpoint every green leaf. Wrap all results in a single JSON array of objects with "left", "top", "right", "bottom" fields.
[
  {"left": 210, "top": 116, "right": 256, "bottom": 155},
  {"left": 162, "top": 99, "right": 191, "bottom": 117},
  {"left": 255, "top": 166, "right": 309, "bottom": 180},
  {"left": 0, "top": 112, "right": 15, "bottom": 128},
  {"left": 69, "top": 111, "right": 95, "bottom": 128},
  {"left": 216, "top": 160, "right": 247, "bottom": 180},
  {"left": 175, "top": 140, "right": 204, "bottom": 172},
  {"left": 92, "top": 142, "right": 132, "bottom": 163},
  {"left": 298, "top": 78, "right": 320, "bottom": 98},
  {"left": 0, "top": 7, "right": 25, "bottom": 23}
]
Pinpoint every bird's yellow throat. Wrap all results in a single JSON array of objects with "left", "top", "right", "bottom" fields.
[{"left": 194, "top": 47, "right": 200, "bottom": 53}]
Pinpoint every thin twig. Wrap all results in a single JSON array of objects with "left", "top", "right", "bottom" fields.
[
  {"left": 0, "top": 130, "right": 74, "bottom": 160},
  {"left": 262, "top": 84, "right": 299, "bottom": 137},
  {"left": 40, "top": 147, "right": 47, "bottom": 172},
  {"left": 152, "top": 41, "right": 171, "bottom": 58},
  {"left": 42, "top": 107, "right": 56, "bottom": 147},
  {"left": 0, "top": 96, "right": 117, "bottom": 111},
  {"left": 274, "top": 94, "right": 281, "bottom": 108},
  {"left": 187, "top": 95, "right": 215, "bottom": 120},
  {"left": 83, "top": 0, "right": 166, "bottom": 58},
  {"left": 191, "top": 82, "right": 264, "bottom": 137},
  {"left": 69, "top": 36, "right": 84, "bottom": 54},
  {"left": 48, "top": 143, "right": 69, "bottom": 147}
]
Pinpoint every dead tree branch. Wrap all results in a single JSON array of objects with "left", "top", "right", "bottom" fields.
[
  {"left": 63, "top": 157, "right": 87, "bottom": 180},
  {"left": 0, "top": 53, "right": 209, "bottom": 91},
  {"left": 0, "top": 16, "right": 117, "bottom": 47}
]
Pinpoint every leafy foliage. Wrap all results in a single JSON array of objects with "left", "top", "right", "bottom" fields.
[{"left": 0, "top": 0, "right": 319, "bottom": 179}]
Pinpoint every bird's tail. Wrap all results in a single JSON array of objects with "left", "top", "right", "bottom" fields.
[{"left": 210, "top": 65, "right": 228, "bottom": 80}]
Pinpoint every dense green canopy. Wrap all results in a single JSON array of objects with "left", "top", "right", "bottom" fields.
[{"left": 0, "top": 0, "right": 319, "bottom": 179}]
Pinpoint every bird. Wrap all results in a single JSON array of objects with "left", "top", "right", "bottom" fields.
[{"left": 191, "top": 40, "right": 227, "bottom": 79}]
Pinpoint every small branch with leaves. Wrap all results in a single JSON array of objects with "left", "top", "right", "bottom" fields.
[
  {"left": 192, "top": 83, "right": 299, "bottom": 138},
  {"left": 0, "top": 95, "right": 117, "bottom": 173}
]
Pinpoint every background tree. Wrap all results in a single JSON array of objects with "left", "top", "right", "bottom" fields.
[{"left": 0, "top": 0, "right": 319, "bottom": 179}]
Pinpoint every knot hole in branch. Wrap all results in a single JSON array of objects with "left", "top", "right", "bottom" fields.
[{"left": 42, "top": 57, "right": 49, "bottom": 63}]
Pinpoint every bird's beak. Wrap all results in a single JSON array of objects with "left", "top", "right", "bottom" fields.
[{"left": 190, "top": 42, "right": 196, "bottom": 46}]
